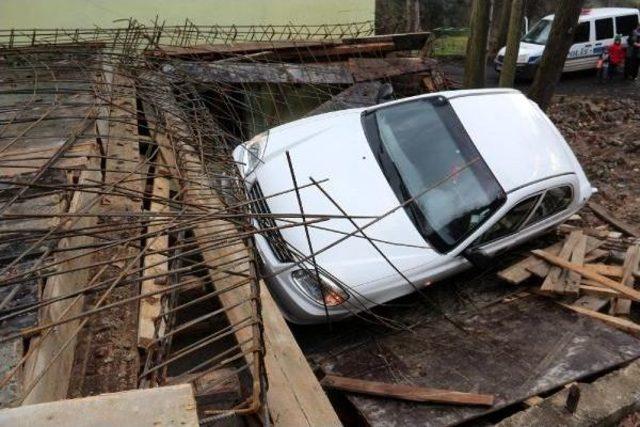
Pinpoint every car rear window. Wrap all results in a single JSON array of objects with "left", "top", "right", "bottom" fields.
[
  {"left": 526, "top": 186, "right": 572, "bottom": 225},
  {"left": 595, "top": 18, "right": 614, "bottom": 40},
  {"left": 616, "top": 14, "right": 639, "bottom": 36}
]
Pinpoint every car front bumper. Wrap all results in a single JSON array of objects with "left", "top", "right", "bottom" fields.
[
  {"left": 494, "top": 60, "right": 538, "bottom": 79},
  {"left": 253, "top": 231, "right": 360, "bottom": 324}
]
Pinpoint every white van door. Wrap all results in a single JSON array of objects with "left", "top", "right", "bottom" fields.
[
  {"left": 593, "top": 16, "right": 615, "bottom": 64},
  {"left": 565, "top": 20, "right": 594, "bottom": 71}
]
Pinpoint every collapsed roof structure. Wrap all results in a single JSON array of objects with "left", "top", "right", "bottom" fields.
[{"left": 0, "top": 19, "right": 450, "bottom": 424}]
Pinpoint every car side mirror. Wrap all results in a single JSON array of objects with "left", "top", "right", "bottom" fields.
[
  {"left": 462, "top": 246, "right": 493, "bottom": 270},
  {"left": 376, "top": 83, "right": 394, "bottom": 104}
]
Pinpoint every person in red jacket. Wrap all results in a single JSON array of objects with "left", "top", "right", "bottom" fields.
[{"left": 607, "top": 35, "right": 626, "bottom": 79}]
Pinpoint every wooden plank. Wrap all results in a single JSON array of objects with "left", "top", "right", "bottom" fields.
[
  {"left": 566, "top": 234, "right": 587, "bottom": 295},
  {"left": 578, "top": 285, "right": 620, "bottom": 299},
  {"left": 498, "top": 242, "right": 563, "bottom": 284},
  {"left": 0, "top": 384, "right": 198, "bottom": 427},
  {"left": 610, "top": 245, "right": 640, "bottom": 315},
  {"left": 262, "top": 284, "right": 341, "bottom": 427},
  {"left": 560, "top": 303, "right": 640, "bottom": 336},
  {"left": 321, "top": 375, "right": 494, "bottom": 407},
  {"left": 293, "top": 42, "right": 396, "bottom": 60},
  {"left": 540, "top": 231, "right": 582, "bottom": 295},
  {"left": 342, "top": 32, "right": 431, "bottom": 50},
  {"left": 150, "top": 40, "right": 337, "bottom": 59},
  {"left": 531, "top": 250, "right": 640, "bottom": 302},
  {"left": 584, "top": 263, "right": 624, "bottom": 278},
  {"left": 588, "top": 201, "right": 640, "bottom": 238},
  {"left": 22, "top": 147, "right": 101, "bottom": 404},
  {"left": 138, "top": 156, "right": 171, "bottom": 348},
  {"left": 572, "top": 295, "right": 609, "bottom": 312},
  {"left": 349, "top": 57, "right": 436, "bottom": 81},
  {"left": 176, "top": 62, "right": 354, "bottom": 84}
]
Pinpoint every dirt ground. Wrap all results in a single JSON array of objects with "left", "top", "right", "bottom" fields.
[{"left": 548, "top": 94, "right": 640, "bottom": 226}]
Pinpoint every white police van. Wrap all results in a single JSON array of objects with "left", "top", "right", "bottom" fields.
[{"left": 495, "top": 8, "right": 640, "bottom": 78}]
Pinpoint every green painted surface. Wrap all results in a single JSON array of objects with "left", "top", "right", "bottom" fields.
[{"left": 0, "top": 0, "right": 374, "bottom": 29}]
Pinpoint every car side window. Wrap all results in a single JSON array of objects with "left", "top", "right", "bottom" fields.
[
  {"left": 527, "top": 186, "right": 573, "bottom": 225},
  {"left": 573, "top": 22, "right": 591, "bottom": 44},
  {"left": 616, "top": 15, "right": 639, "bottom": 36},
  {"left": 595, "top": 18, "right": 614, "bottom": 41},
  {"left": 476, "top": 195, "right": 540, "bottom": 245}
]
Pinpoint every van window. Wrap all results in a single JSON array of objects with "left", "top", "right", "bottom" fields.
[
  {"left": 527, "top": 186, "right": 572, "bottom": 225},
  {"left": 595, "top": 18, "right": 614, "bottom": 40},
  {"left": 573, "top": 22, "right": 591, "bottom": 44},
  {"left": 616, "top": 14, "right": 639, "bottom": 36},
  {"left": 476, "top": 195, "right": 540, "bottom": 244},
  {"left": 522, "top": 19, "right": 552, "bottom": 45}
]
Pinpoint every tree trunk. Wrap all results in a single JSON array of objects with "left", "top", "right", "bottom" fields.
[
  {"left": 499, "top": 0, "right": 525, "bottom": 87},
  {"left": 528, "top": 0, "right": 585, "bottom": 110},
  {"left": 464, "top": 0, "right": 492, "bottom": 88},
  {"left": 493, "top": 0, "right": 514, "bottom": 55}
]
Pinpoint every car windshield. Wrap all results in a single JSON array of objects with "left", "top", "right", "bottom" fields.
[
  {"left": 363, "top": 98, "right": 506, "bottom": 253},
  {"left": 522, "top": 19, "right": 552, "bottom": 45}
]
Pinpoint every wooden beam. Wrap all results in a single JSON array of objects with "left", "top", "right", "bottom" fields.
[
  {"left": 498, "top": 241, "right": 563, "bottom": 284},
  {"left": 349, "top": 57, "right": 436, "bottom": 82},
  {"left": 532, "top": 250, "right": 640, "bottom": 302},
  {"left": 138, "top": 153, "right": 172, "bottom": 349},
  {"left": 149, "top": 40, "right": 338, "bottom": 59},
  {"left": 261, "top": 284, "right": 341, "bottom": 427},
  {"left": 320, "top": 375, "right": 495, "bottom": 406},
  {"left": 0, "top": 384, "right": 198, "bottom": 427},
  {"left": 566, "top": 234, "right": 587, "bottom": 295},
  {"left": 588, "top": 201, "right": 640, "bottom": 238},
  {"left": 610, "top": 245, "right": 640, "bottom": 315},
  {"left": 560, "top": 304, "right": 640, "bottom": 336},
  {"left": 342, "top": 32, "right": 431, "bottom": 50},
  {"left": 176, "top": 62, "right": 354, "bottom": 84},
  {"left": 540, "top": 231, "right": 582, "bottom": 295},
  {"left": 22, "top": 146, "right": 101, "bottom": 404}
]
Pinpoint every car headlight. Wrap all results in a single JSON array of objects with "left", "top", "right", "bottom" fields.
[
  {"left": 528, "top": 55, "right": 541, "bottom": 64},
  {"left": 291, "top": 269, "right": 349, "bottom": 307},
  {"left": 240, "top": 131, "right": 269, "bottom": 176}
]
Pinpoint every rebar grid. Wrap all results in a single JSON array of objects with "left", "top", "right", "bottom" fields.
[{"left": 0, "top": 20, "right": 450, "bottom": 420}]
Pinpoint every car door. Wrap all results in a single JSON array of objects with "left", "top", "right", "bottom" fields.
[
  {"left": 566, "top": 20, "right": 593, "bottom": 71},
  {"left": 594, "top": 16, "right": 615, "bottom": 64},
  {"left": 471, "top": 185, "right": 574, "bottom": 257}
]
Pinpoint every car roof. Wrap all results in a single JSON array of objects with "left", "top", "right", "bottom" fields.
[
  {"left": 446, "top": 90, "right": 577, "bottom": 193},
  {"left": 542, "top": 7, "right": 639, "bottom": 21}
]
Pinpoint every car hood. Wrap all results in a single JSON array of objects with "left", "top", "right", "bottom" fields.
[
  {"left": 251, "top": 109, "right": 438, "bottom": 288},
  {"left": 497, "top": 42, "right": 544, "bottom": 61}
]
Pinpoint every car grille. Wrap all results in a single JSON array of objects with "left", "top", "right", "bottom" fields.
[{"left": 248, "top": 182, "right": 295, "bottom": 263}]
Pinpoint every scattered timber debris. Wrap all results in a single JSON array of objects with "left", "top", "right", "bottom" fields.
[
  {"left": 320, "top": 374, "right": 495, "bottom": 407},
  {"left": 498, "top": 222, "right": 640, "bottom": 336}
]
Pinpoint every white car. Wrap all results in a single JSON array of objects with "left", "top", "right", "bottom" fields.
[
  {"left": 233, "top": 89, "right": 593, "bottom": 324},
  {"left": 495, "top": 7, "right": 640, "bottom": 78}
]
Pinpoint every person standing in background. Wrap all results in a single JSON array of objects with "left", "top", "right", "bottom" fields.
[
  {"left": 624, "top": 25, "right": 640, "bottom": 80},
  {"left": 607, "top": 35, "right": 625, "bottom": 79}
]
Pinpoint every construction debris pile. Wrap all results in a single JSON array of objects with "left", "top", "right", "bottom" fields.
[{"left": 0, "top": 20, "right": 453, "bottom": 424}]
